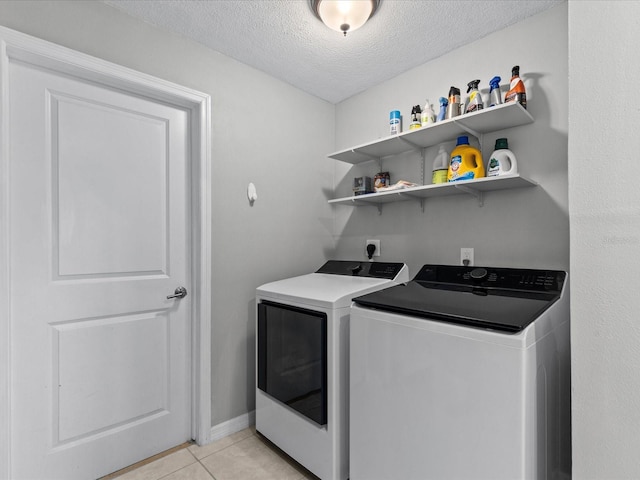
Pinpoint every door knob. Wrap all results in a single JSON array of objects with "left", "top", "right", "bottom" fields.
[{"left": 167, "top": 286, "right": 188, "bottom": 300}]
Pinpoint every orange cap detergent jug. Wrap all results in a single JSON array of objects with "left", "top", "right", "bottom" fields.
[{"left": 447, "top": 136, "right": 485, "bottom": 182}]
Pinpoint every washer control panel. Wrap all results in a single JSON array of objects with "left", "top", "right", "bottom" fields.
[{"left": 415, "top": 265, "right": 566, "bottom": 292}]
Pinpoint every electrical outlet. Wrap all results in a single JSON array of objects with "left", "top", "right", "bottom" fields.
[
  {"left": 461, "top": 247, "right": 474, "bottom": 266},
  {"left": 366, "top": 239, "right": 381, "bottom": 258}
]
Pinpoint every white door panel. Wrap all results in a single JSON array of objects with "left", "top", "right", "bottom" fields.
[{"left": 9, "top": 54, "right": 191, "bottom": 480}]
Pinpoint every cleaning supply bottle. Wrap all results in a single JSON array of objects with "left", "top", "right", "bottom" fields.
[
  {"left": 504, "top": 65, "right": 527, "bottom": 109},
  {"left": 409, "top": 105, "right": 422, "bottom": 130},
  {"left": 421, "top": 100, "right": 436, "bottom": 127},
  {"left": 489, "top": 76, "right": 502, "bottom": 107},
  {"left": 436, "top": 97, "right": 448, "bottom": 122},
  {"left": 464, "top": 79, "right": 484, "bottom": 113},
  {"left": 487, "top": 138, "right": 518, "bottom": 177},
  {"left": 390, "top": 110, "right": 402, "bottom": 135},
  {"left": 432, "top": 144, "right": 450, "bottom": 184},
  {"left": 447, "top": 136, "right": 484, "bottom": 182},
  {"left": 445, "top": 86, "right": 461, "bottom": 119}
]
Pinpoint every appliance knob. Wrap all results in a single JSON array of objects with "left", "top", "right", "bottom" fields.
[{"left": 470, "top": 268, "right": 488, "bottom": 280}]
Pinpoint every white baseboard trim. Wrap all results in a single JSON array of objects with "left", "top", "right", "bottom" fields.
[{"left": 209, "top": 410, "right": 256, "bottom": 443}]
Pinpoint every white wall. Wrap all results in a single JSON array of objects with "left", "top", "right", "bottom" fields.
[
  {"left": 569, "top": 1, "right": 640, "bottom": 478},
  {"left": 333, "top": 5, "right": 569, "bottom": 277},
  {"left": 0, "top": 0, "right": 336, "bottom": 427}
]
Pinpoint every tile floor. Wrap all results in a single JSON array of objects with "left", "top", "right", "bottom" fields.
[{"left": 107, "top": 427, "right": 319, "bottom": 480}]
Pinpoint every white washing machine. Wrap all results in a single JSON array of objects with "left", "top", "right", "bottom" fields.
[
  {"left": 349, "top": 264, "right": 571, "bottom": 480},
  {"left": 256, "top": 260, "right": 409, "bottom": 480}
]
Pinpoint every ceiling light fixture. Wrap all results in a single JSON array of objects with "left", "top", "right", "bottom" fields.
[{"left": 311, "top": 0, "right": 380, "bottom": 36}]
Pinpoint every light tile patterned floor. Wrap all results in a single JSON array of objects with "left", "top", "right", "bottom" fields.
[{"left": 108, "top": 428, "right": 319, "bottom": 480}]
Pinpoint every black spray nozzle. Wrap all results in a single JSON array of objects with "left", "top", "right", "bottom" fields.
[
  {"left": 467, "top": 79, "right": 481, "bottom": 93},
  {"left": 512, "top": 65, "right": 520, "bottom": 76},
  {"left": 448, "top": 86, "right": 460, "bottom": 98}
]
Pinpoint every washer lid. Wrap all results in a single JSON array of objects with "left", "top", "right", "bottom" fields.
[
  {"left": 257, "top": 261, "right": 408, "bottom": 309},
  {"left": 353, "top": 264, "right": 566, "bottom": 333}
]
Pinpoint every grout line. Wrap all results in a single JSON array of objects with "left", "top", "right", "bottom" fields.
[{"left": 98, "top": 441, "right": 194, "bottom": 480}]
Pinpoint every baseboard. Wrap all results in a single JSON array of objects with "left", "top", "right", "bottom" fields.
[{"left": 209, "top": 410, "right": 256, "bottom": 442}]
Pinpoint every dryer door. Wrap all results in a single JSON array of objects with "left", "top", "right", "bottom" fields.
[{"left": 257, "top": 301, "right": 327, "bottom": 425}]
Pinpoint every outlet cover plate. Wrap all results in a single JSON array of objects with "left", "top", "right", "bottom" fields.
[
  {"left": 366, "top": 239, "right": 381, "bottom": 257},
  {"left": 461, "top": 247, "right": 474, "bottom": 266}
]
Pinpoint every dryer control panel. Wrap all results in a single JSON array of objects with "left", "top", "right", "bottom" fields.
[{"left": 316, "top": 260, "right": 405, "bottom": 279}]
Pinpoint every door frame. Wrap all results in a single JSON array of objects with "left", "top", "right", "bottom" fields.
[{"left": 0, "top": 26, "right": 213, "bottom": 479}]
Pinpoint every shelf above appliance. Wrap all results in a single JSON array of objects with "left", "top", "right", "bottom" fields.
[
  {"left": 328, "top": 174, "right": 538, "bottom": 209},
  {"left": 327, "top": 102, "right": 533, "bottom": 165}
]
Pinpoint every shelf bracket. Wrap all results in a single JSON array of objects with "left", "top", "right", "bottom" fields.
[
  {"left": 397, "top": 135, "right": 423, "bottom": 152},
  {"left": 349, "top": 149, "right": 381, "bottom": 164},
  {"left": 420, "top": 148, "right": 426, "bottom": 186},
  {"left": 350, "top": 196, "right": 383, "bottom": 214},
  {"left": 453, "top": 119, "right": 481, "bottom": 139},
  {"left": 454, "top": 184, "right": 484, "bottom": 207}
]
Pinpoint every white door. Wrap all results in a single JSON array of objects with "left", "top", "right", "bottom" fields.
[{"left": 8, "top": 48, "right": 192, "bottom": 479}]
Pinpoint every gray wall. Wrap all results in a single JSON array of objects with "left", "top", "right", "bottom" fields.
[
  {"left": 569, "top": 1, "right": 640, "bottom": 478},
  {"left": 0, "top": 0, "right": 336, "bottom": 427},
  {"left": 4, "top": 1, "right": 639, "bottom": 477},
  {"left": 332, "top": 4, "right": 569, "bottom": 276}
]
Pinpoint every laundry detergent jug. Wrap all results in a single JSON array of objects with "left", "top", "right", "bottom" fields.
[
  {"left": 447, "top": 136, "right": 484, "bottom": 182},
  {"left": 487, "top": 138, "right": 518, "bottom": 177}
]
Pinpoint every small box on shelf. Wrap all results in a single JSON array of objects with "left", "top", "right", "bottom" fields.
[{"left": 353, "top": 176, "right": 373, "bottom": 195}]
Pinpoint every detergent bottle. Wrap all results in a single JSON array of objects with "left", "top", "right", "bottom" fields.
[
  {"left": 431, "top": 144, "right": 450, "bottom": 184},
  {"left": 504, "top": 65, "right": 527, "bottom": 109},
  {"left": 421, "top": 100, "right": 436, "bottom": 127},
  {"left": 487, "top": 138, "right": 518, "bottom": 177},
  {"left": 464, "top": 79, "right": 484, "bottom": 113},
  {"left": 447, "top": 136, "right": 485, "bottom": 182},
  {"left": 489, "top": 76, "right": 502, "bottom": 107},
  {"left": 436, "top": 97, "right": 448, "bottom": 122}
]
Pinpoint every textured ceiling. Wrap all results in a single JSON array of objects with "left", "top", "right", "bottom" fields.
[{"left": 103, "top": 0, "right": 563, "bottom": 104}]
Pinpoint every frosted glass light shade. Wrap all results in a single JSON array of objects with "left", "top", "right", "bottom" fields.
[{"left": 312, "top": 0, "right": 379, "bottom": 36}]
